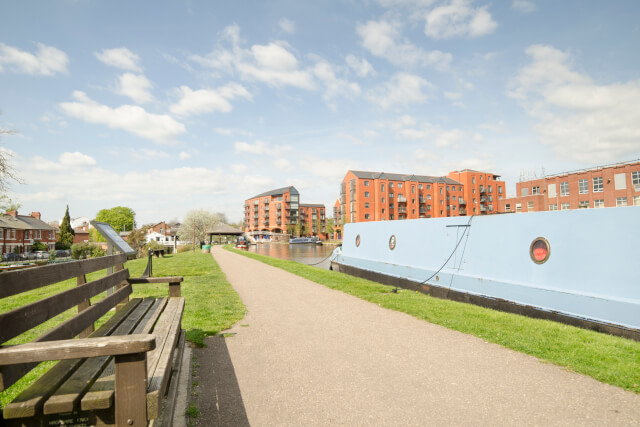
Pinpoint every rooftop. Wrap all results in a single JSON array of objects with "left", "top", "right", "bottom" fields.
[{"left": 349, "top": 170, "right": 462, "bottom": 185}]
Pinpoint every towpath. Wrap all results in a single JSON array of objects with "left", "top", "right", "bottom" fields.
[{"left": 193, "top": 246, "right": 640, "bottom": 426}]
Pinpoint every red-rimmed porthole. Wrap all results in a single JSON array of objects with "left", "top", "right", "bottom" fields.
[
  {"left": 355, "top": 234, "right": 361, "bottom": 247},
  {"left": 530, "top": 237, "right": 550, "bottom": 264}
]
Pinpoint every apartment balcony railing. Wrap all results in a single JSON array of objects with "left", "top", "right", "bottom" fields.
[
  {"left": 397, "top": 207, "right": 407, "bottom": 213},
  {"left": 479, "top": 188, "right": 487, "bottom": 194},
  {"left": 419, "top": 208, "right": 427, "bottom": 214},
  {"left": 459, "top": 208, "right": 467, "bottom": 215},
  {"left": 480, "top": 206, "right": 487, "bottom": 212},
  {"left": 397, "top": 196, "right": 407, "bottom": 203},
  {"left": 458, "top": 198, "right": 466, "bottom": 205},
  {"left": 419, "top": 197, "right": 426, "bottom": 203},
  {"left": 253, "top": 215, "right": 259, "bottom": 219},
  {"left": 480, "top": 197, "right": 488, "bottom": 203}
]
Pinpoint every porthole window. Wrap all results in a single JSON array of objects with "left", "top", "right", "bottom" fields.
[
  {"left": 389, "top": 235, "right": 397, "bottom": 250},
  {"left": 530, "top": 237, "right": 550, "bottom": 264},
  {"left": 355, "top": 234, "right": 361, "bottom": 247}
]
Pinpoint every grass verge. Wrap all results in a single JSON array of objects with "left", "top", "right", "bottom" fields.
[
  {"left": 0, "top": 250, "right": 245, "bottom": 409},
  {"left": 226, "top": 246, "right": 640, "bottom": 394}
]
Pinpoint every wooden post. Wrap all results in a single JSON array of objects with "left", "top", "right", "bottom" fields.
[
  {"left": 77, "top": 274, "right": 95, "bottom": 338},
  {"left": 169, "top": 282, "right": 181, "bottom": 298},
  {"left": 115, "top": 263, "right": 129, "bottom": 310},
  {"left": 115, "top": 352, "right": 147, "bottom": 426}
]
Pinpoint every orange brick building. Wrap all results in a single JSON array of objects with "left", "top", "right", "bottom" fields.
[
  {"left": 244, "top": 186, "right": 300, "bottom": 235},
  {"left": 447, "top": 170, "right": 506, "bottom": 216},
  {"left": 498, "top": 160, "right": 640, "bottom": 213},
  {"left": 299, "top": 204, "right": 327, "bottom": 238},
  {"left": 339, "top": 171, "right": 467, "bottom": 223}
]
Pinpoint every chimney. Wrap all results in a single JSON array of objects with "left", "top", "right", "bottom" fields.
[
  {"left": 30, "top": 212, "right": 41, "bottom": 220},
  {"left": 6, "top": 210, "right": 18, "bottom": 218}
]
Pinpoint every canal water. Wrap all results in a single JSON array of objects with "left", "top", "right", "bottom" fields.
[{"left": 246, "top": 243, "right": 337, "bottom": 270}]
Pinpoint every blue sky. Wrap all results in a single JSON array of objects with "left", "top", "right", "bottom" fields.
[{"left": 1, "top": 0, "right": 639, "bottom": 224}]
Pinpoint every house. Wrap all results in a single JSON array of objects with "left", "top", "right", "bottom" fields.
[{"left": 1, "top": 211, "right": 57, "bottom": 253}]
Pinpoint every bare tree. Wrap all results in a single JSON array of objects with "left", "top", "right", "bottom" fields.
[
  {"left": 0, "top": 119, "right": 22, "bottom": 194},
  {"left": 177, "top": 209, "right": 225, "bottom": 245}
]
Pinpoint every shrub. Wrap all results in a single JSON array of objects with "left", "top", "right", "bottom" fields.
[
  {"left": 32, "top": 240, "right": 48, "bottom": 251},
  {"left": 177, "top": 245, "right": 192, "bottom": 253},
  {"left": 71, "top": 243, "right": 106, "bottom": 259}
]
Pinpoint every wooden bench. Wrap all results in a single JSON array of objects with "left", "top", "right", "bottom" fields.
[{"left": 0, "top": 253, "right": 185, "bottom": 426}]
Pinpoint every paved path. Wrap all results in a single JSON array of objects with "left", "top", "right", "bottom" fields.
[{"left": 195, "top": 247, "right": 640, "bottom": 426}]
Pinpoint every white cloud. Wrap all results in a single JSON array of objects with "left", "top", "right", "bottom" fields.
[
  {"left": 95, "top": 47, "right": 142, "bottom": 72},
  {"left": 274, "top": 158, "right": 293, "bottom": 171},
  {"left": 117, "top": 73, "right": 154, "bottom": 104},
  {"left": 134, "top": 148, "right": 170, "bottom": 159},
  {"left": 512, "top": 0, "right": 536, "bottom": 13},
  {"left": 215, "top": 127, "right": 254, "bottom": 137},
  {"left": 279, "top": 18, "right": 296, "bottom": 34},
  {"left": 390, "top": 114, "right": 476, "bottom": 147},
  {"left": 357, "top": 19, "right": 452, "bottom": 70},
  {"left": 509, "top": 44, "right": 640, "bottom": 162},
  {"left": 179, "top": 151, "right": 190, "bottom": 160},
  {"left": 368, "top": 73, "right": 433, "bottom": 109},
  {"left": 312, "top": 61, "right": 361, "bottom": 108},
  {"left": 233, "top": 140, "right": 292, "bottom": 157},
  {"left": 345, "top": 54, "right": 375, "bottom": 77},
  {"left": 302, "top": 156, "right": 358, "bottom": 182},
  {"left": 0, "top": 42, "right": 68, "bottom": 75},
  {"left": 59, "top": 91, "right": 186, "bottom": 143},
  {"left": 231, "top": 163, "right": 248, "bottom": 173},
  {"left": 59, "top": 152, "right": 97, "bottom": 167},
  {"left": 191, "top": 26, "right": 315, "bottom": 90},
  {"left": 424, "top": 0, "right": 498, "bottom": 39},
  {"left": 169, "top": 83, "right": 251, "bottom": 116}
]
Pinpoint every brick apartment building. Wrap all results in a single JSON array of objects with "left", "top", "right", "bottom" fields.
[
  {"left": 299, "top": 204, "right": 326, "bottom": 238},
  {"left": 339, "top": 170, "right": 504, "bottom": 224},
  {"left": 498, "top": 160, "right": 640, "bottom": 213},
  {"left": 447, "top": 169, "right": 506, "bottom": 216},
  {"left": 244, "top": 186, "right": 300, "bottom": 236},
  {"left": 0, "top": 211, "right": 57, "bottom": 254}
]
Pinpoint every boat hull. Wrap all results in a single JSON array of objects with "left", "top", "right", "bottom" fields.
[{"left": 331, "top": 207, "right": 640, "bottom": 340}]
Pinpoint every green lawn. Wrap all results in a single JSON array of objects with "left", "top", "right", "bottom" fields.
[
  {"left": 0, "top": 250, "right": 245, "bottom": 409},
  {"left": 226, "top": 246, "right": 640, "bottom": 394}
]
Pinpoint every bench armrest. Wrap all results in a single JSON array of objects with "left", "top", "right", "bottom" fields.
[
  {"left": 0, "top": 335, "right": 155, "bottom": 366},
  {"left": 128, "top": 276, "right": 183, "bottom": 297}
]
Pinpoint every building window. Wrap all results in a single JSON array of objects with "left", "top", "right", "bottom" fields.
[
  {"left": 364, "top": 191, "right": 370, "bottom": 197},
  {"left": 561, "top": 203, "right": 570, "bottom": 210},
  {"left": 446, "top": 186, "right": 449, "bottom": 191},
  {"left": 427, "top": 194, "right": 431, "bottom": 200},
  {"left": 634, "top": 196, "right": 640, "bottom": 206},
  {"left": 398, "top": 183, "right": 403, "bottom": 188},
  {"left": 364, "top": 203, "right": 370, "bottom": 208},
  {"left": 0, "top": 229, "right": 3, "bottom": 238},
  {"left": 616, "top": 197, "right": 628, "bottom": 207},
  {"left": 382, "top": 208, "right": 385, "bottom": 214},
  {"left": 381, "top": 197, "right": 385, "bottom": 203},
  {"left": 593, "top": 176, "right": 603, "bottom": 192},
  {"left": 381, "top": 184, "right": 385, "bottom": 192},
  {"left": 390, "top": 214, "right": 394, "bottom": 220},
  {"left": 578, "top": 201, "right": 589, "bottom": 209},
  {"left": 472, "top": 189, "right": 476, "bottom": 194},
  {"left": 427, "top": 184, "right": 431, "bottom": 190},
  {"left": 532, "top": 186, "right": 540, "bottom": 195},
  {"left": 594, "top": 199, "right": 605, "bottom": 208},
  {"left": 439, "top": 188, "right": 443, "bottom": 194},
  {"left": 472, "top": 177, "right": 475, "bottom": 184},
  {"left": 488, "top": 204, "right": 492, "bottom": 211},
  {"left": 488, "top": 186, "right": 493, "bottom": 193},
  {"left": 419, "top": 184, "right": 423, "bottom": 190},
  {"left": 389, "top": 193, "right": 394, "bottom": 199},
  {"left": 452, "top": 196, "right": 456, "bottom": 201},
  {"left": 389, "top": 183, "right": 394, "bottom": 188},
  {"left": 632, "top": 171, "right": 640, "bottom": 191},
  {"left": 498, "top": 187, "right": 503, "bottom": 194},
  {"left": 364, "top": 180, "right": 369, "bottom": 186},
  {"left": 390, "top": 204, "right": 394, "bottom": 209},
  {"left": 505, "top": 204, "right": 511, "bottom": 212},
  {"left": 516, "top": 203, "right": 522, "bottom": 212},
  {"left": 549, "top": 204, "right": 557, "bottom": 211},
  {"left": 579, "top": 179, "right": 588, "bottom": 194},
  {"left": 560, "top": 181, "right": 569, "bottom": 196},
  {"left": 364, "top": 214, "right": 370, "bottom": 219},
  {"left": 527, "top": 201, "right": 534, "bottom": 211}
]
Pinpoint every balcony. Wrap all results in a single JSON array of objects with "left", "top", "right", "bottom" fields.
[
  {"left": 458, "top": 198, "right": 466, "bottom": 205},
  {"left": 419, "top": 197, "right": 426, "bottom": 203},
  {"left": 459, "top": 208, "right": 467, "bottom": 215},
  {"left": 419, "top": 208, "right": 427, "bottom": 214},
  {"left": 480, "top": 206, "right": 487, "bottom": 212},
  {"left": 397, "top": 195, "right": 407, "bottom": 203},
  {"left": 397, "top": 207, "right": 407, "bottom": 213},
  {"left": 479, "top": 187, "right": 487, "bottom": 194}
]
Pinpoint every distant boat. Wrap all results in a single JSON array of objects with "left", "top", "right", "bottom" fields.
[{"left": 289, "top": 236, "right": 322, "bottom": 244}]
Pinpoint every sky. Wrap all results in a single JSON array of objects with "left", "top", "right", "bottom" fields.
[{"left": 1, "top": 0, "right": 639, "bottom": 225}]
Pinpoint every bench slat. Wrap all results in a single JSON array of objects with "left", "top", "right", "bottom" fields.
[
  {"left": 0, "top": 285, "right": 132, "bottom": 392},
  {"left": 43, "top": 298, "right": 157, "bottom": 415},
  {"left": 147, "top": 297, "right": 185, "bottom": 419},
  {"left": 0, "top": 254, "right": 128, "bottom": 299},
  {"left": 2, "top": 299, "right": 143, "bottom": 420},
  {"left": 81, "top": 297, "right": 168, "bottom": 411},
  {"left": 0, "top": 269, "right": 130, "bottom": 345},
  {"left": 128, "top": 276, "right": 184, "bottom": 284}
]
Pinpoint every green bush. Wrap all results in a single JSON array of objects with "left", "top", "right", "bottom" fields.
[
  {"left": 71, "top": 243, "right": 106, "bottom": 259},
  {"left": 31, "top": 241, "right": 48, "bottom": 251}
]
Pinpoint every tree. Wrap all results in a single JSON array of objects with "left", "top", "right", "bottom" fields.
[
  {"left": 126, "top": 225, "right": 150, "bottom": 251},
  {"left": 177, "top": 209, "right": 224, "bottom": 246},
  {"left": 32, "top": 240, "right": 47, "bottom": 251},
  {"left": 1, "top": 121, "right": 22, "bottom": 194},
  {"left": 56, "top": 205, "right": 75, "bottom": 249},
  {"left": 92, "top": 206, "right": 136, "bottom": 241},
  {"left": 326, "top": 218, "right": 335, "bottom": 235},
  {"left": 0, "top": 195, "right": 21, "bottom": 212},
  {"left": 294, "top": 221, "right": 302, "bottom": 237}
]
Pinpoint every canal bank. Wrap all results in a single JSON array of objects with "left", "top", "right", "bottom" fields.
[{"left": 201, "top": 246, "right": 640, "bottom": 425}]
